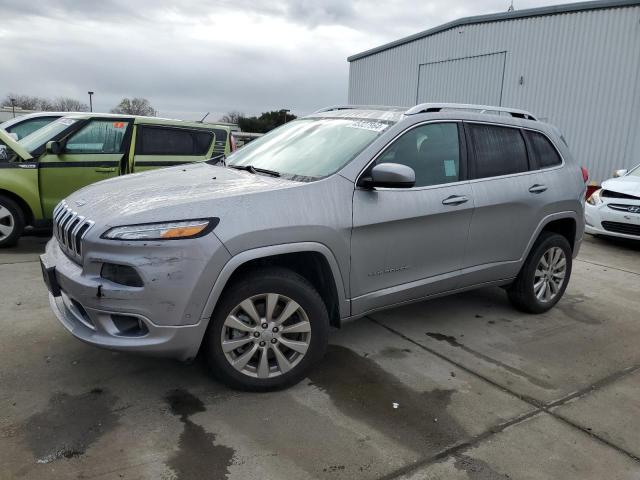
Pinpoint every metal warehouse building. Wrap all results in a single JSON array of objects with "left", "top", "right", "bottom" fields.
[{"left": 347, "top": 0, "right": 640, "bottom": 182}]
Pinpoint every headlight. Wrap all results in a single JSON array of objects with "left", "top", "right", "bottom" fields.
[
  {"left": 586, "top": 188, "right": 602, "bottom": 206},
  {"left": 101, "top": 219, "right": 217, "bottom": 241}
]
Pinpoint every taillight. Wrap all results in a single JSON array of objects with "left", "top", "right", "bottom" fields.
[
  {"left": 230, "top": 134, "right": 237, "bottom": 152},
  {"left": 581, "top": 167, "right": 589, "bottom": 183}
]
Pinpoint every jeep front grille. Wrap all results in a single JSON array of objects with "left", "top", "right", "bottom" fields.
[{"left": 53, "top": 202, "right": 94, "bottom": 261}]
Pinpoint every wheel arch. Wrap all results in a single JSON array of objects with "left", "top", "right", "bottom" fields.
[
  {"left": 200, "top": 242, "right": 350, "bottom": 329},
  {"left": 0, "top": 188, "right": 34, "bottom": 225},
  {"left": 523, "top": 211, "right": 580, "bottom": 261}
]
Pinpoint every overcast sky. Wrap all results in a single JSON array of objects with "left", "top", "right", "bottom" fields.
[{"left": 1, "top": 0, "right": 571, "bottom": 120}]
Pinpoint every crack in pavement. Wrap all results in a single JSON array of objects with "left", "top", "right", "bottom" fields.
[{"left": 368, "top": 317, "right": 640, "bottom": 479}]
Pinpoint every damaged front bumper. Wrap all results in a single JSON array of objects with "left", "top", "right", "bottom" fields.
[{"left": 41, "top": 235, "right": 230, "bottom": 361}]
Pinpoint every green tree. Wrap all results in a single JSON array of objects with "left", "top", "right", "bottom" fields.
[
  {"left": 236, "top": 110, "right": 296, "bottom": 133},
  {"left": 111, "top": 97, "right": 156, "bottom": 116}
]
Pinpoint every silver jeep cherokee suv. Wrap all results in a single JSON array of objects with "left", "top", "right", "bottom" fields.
[{"left": 41, "top": 103, "right": 587, "bottom": 391}]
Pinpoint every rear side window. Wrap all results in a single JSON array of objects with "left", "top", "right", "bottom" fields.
[
  {"left": 468, "top": 124, "right": 528, "bottom": 178},
  {"left": 525, "top": 131, "right": 562, "bottom": 169},
  {"left": 138, "top": 127, "right": 213, "bottom": 155}
]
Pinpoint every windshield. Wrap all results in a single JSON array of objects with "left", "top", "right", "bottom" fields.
[
  {"left": 225, "top": 118, "right": 390, "bottom": 179},
  {"left": 19, "top": 118, "right": 78, "bottom": 153}
]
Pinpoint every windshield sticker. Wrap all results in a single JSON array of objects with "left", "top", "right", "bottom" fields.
[
  {"left": 113, "top": 122, "right": 126, "bottom": 128},
  {"left": 346, "top": 121, "right": 389, "bottom": 133},
  {"left": 57, "top": 118, "right": 77, "bottom": 126}
]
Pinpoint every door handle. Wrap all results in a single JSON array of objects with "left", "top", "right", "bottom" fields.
[
  {"left": 529, "top": 184, "right": 547, "bottom": 194},
  {"left": 95, "top": 167, "right": 116, "bottom": 173},
  {"left": 442, "top": 195, "right": 469, "bottom": 206}
]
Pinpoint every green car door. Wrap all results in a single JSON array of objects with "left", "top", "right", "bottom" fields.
[
  {"left": 38, "top": 119, "right": 132, "bottom": 218},
  {"left": 132, "top": 124, "right": 215, "bottom": 172}
]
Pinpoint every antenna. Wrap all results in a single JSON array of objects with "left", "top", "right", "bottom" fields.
[
  {"left": 199, "top": 112, "right": 210, "bottom": 123},
  {"left": 508, "top": 0, "right": 514, "bottom": 11}
]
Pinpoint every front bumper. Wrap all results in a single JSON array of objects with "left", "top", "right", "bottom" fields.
[
  {"left": 42, "top": 234, "right": 230, "bottom": 360},
  {"left": 585, "top": 202, "right": 640, "bottom": 240}
]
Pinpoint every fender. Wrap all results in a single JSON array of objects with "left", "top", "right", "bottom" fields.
[
  {"left": 199, "top": 242, "right": 350, "bottom": 321},
  {"left": 0, "top": 167, "right": 43, "bottom": 222},
  {"left": 522, "top": 210, "right": 582, "bottom": 260}
]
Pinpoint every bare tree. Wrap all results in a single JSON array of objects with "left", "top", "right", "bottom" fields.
[
  {"left": 111, "top": 97, "right": 156, "bottom": 116},
  {"left": 52, "top": 97, "right": 89, "bottom": 112},
  {"left": 2, "top": 93, "right": 53, "bottom": 111},
  {"left": 219, "top": 111, "right": 244, "bottom": 124}
]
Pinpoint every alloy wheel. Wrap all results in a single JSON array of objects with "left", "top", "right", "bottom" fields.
[
  {"left": 0, "top": 205, "right": 15, "bottom": 240},
  {"left": 220, "top": 293, "right": 312, "bottom": 379},
  {"left": 534, "top": 246, "right": 567, "bottom": 303}
]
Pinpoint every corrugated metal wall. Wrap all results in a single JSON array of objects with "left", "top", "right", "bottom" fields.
[
  {"left": 348, "top": 5, "right": 640, "bottom": 182},
  {"left": 417, "top": 52, "right": 507, "bottom": 105}
]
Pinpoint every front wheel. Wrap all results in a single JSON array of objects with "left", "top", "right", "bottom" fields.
[
  {"left": 204, "top": 267, "right": 330, "bottom": 391},
  {"left": 0, "top": 195, "right": 25, "bottom": 248},
  {"left": 507, "top": 232, "right": 572, "bottom": 313}
]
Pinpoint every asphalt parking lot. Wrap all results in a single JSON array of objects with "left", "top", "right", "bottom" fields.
[{"left": 1, "top": 234, "right": 639, "bottom": 479}]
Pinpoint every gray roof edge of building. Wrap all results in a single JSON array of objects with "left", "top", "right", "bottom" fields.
[{"left": 347, "top": 0, "right": 640, "bottom": 62}]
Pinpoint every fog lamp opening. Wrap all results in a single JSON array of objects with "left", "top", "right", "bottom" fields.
[{"left": 101, "top": 263, "right": 143, "bottom": 287}]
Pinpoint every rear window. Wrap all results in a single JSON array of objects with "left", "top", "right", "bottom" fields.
[
  {"left": 468, "top": 124, "right": 528, "bottom": 178},
  {"left": 525, "top": 130, "right": 562, "bottom": 169},
  {"left": 138, "top": 126, "right": 213, "bottom": 155}
]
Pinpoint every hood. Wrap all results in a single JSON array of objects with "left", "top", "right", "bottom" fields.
[
  {"left": 601, "top": 175, "right": 640, "bottom": 197},
  {"left": 65, "top": 162, "right": 301, "bottom": 225},
  {"left": 0, "top": 130, "right": 32, "bottom": 160}
]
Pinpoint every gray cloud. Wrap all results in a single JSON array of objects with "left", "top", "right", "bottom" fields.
[{"left": 0, "top": 0, "right": 568, "bottom": 120}]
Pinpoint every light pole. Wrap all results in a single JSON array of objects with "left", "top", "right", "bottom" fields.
[
  {"left": 281, "top": 108, "right": 291, "bottom": 124},
  {"left": 88, "top": 91, "right": 94, "bottom": 112},
  {"left": 10, "top": 98, "right": 16, "bottom": 118}
]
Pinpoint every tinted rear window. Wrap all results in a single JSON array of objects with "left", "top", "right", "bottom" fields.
[
  {"left": 468, "top": 124, "right": 528, "bottom": 178},
  {"left": 138, "top": 126, "right": 213, "bottom": 155},
  {"left": 525, "top": 130, "right": 562, "bottom": 169}
]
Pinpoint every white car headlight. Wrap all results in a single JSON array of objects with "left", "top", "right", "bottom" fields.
[
  {"left": 586, "top": 188, "right": 602, "bottom": 206},
  {"left": 102, "top": 219, "right": 216, "bottom": 241}
]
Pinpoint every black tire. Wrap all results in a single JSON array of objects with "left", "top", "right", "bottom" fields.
[
  {"left": 204, "top": 267, "right": 330, "bottom": 391},
  {"left": 507, "top": 232, "right": 572, "bottom": 314},
  {"left": 0, "top": 195, "right": 25, "bottom": 248}
]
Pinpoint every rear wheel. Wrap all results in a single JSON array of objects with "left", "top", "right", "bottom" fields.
[
  {"left": 0, "top": 195, "right": 24, "bottom": 248},
  {"left": 204, "top": 267, "right": 329, "bottom": 391},
  {"left": 508, "top": 232, "right": 572, "bottom": 313}
]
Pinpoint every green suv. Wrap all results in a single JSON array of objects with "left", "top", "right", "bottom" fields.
[{"left": 0, "top": 114, "right": 232, "bottom": 247}]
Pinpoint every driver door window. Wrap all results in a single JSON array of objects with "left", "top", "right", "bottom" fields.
[
  {"left": 377, "top": 122, "right": 462, "bottom": 187},
  {"left": 65, "top": 120, "right": 128, "bottom": 153}
]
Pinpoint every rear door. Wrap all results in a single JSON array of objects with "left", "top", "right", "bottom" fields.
[
  {"left": 460, "top": 122, "right": 548, "bottom": 284},
  {"left": 350, "top": 121, "right": 474, "bottom": 315},
  {"left": 38, "top": 119, "right": 132, "bottom": 217},
  {"left": 132, "top": 125, "right": 215, "bottom": 172}
]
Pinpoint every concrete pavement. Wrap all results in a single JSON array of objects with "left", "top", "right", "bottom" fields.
[{"left": 0, "top": 234, "right": 639, "bottom": 479}]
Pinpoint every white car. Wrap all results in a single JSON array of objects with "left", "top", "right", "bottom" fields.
[{"left": 585, "top": 164, "right": 640, "bottom": 240}]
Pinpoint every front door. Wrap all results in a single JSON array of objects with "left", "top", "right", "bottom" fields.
[
  {"left": 350, "top": 122, "right": 474, "bottom": 316},
  {"left": 38, "top": 119, "right": 131, "bottom": 217}
]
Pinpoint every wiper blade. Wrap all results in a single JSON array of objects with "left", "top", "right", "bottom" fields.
[{"left": 229, "top": 164, "right": 280, "bottom": 177}]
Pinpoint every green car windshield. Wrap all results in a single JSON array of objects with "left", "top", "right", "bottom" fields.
[
  {"left": 225, "top": 118, "right": 391, "bottom": 179},
  {"left": 19, "top": 118, "right": 78, "bottom": 154}
]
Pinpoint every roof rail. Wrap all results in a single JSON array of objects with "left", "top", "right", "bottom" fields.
[
  {"left": 314, "top": 105, "right": 406, "bottom": 114},
  {"left": 405, "top": 103, "right": 538, "bottom": 121}
]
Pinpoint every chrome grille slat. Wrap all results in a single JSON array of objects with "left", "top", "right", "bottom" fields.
[{"left": 52, "top": 202, "right": 94, "bottom": 262}]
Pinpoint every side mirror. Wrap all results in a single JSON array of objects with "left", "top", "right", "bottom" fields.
[
  {"left": 46, "top": 141, "right": 62, "bottom": 155},
  {"left": 613, "top": 169, "right": 628, "bottom": 178},
  {"left": 360, "top": 163, "right": 415, "bottom": 189}
]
